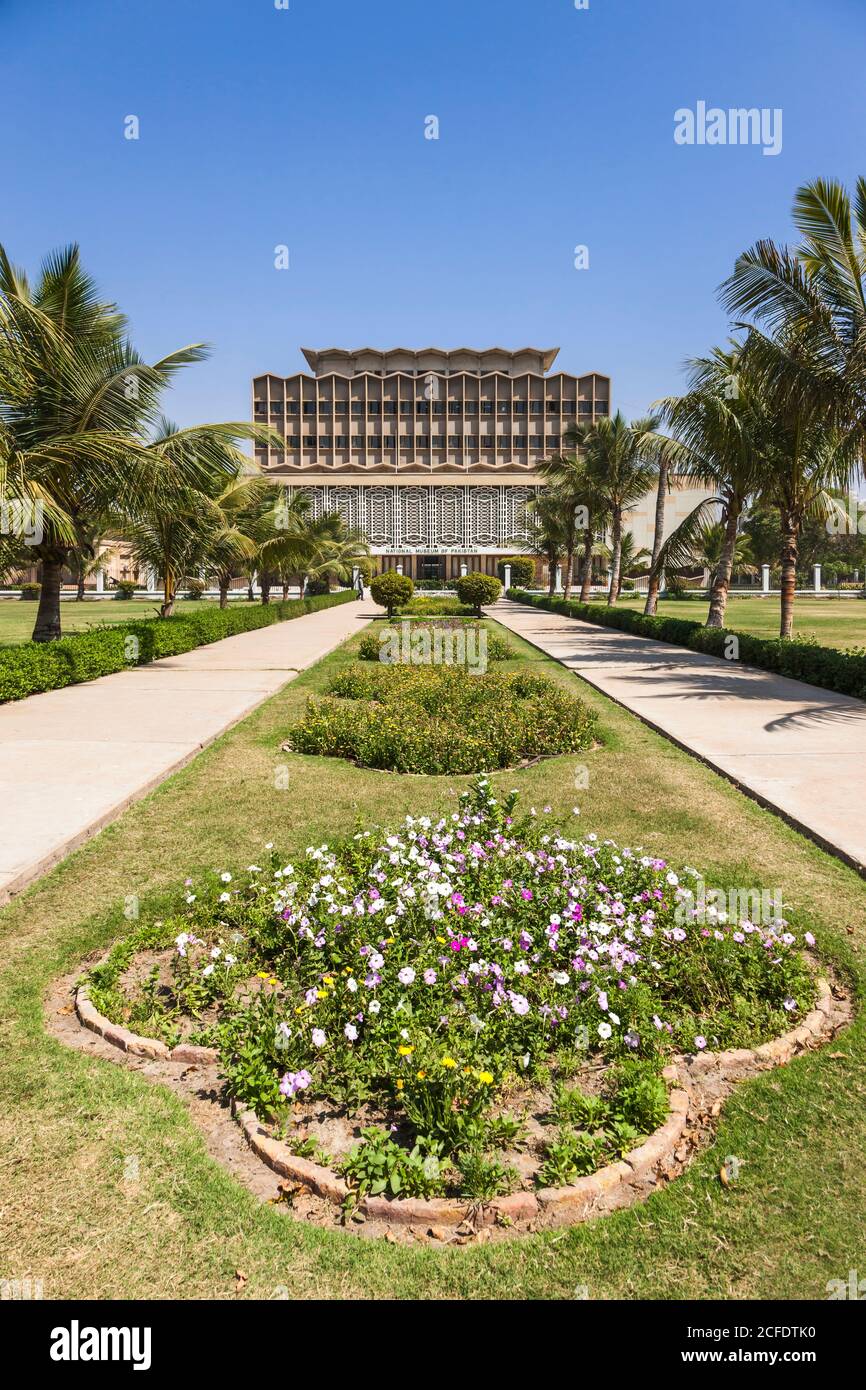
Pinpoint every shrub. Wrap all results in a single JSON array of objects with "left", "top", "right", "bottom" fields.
[
  {"left": 357, "top": 557, "right": 373, "bottom": 585},
  {"left": 113, "top": 579, "right": 138, "bottom": 599},
  {"left": 0, "top": 590, "right": 355, "bottom": 704},
  {"left": 455, "top": 571, "right": 502, "bottom": 616},
  {"left": 509, "top": 590, "right": 866, "bottom": 701},
  {"left": 19, "top": 582, "right": 41, "bottom": 600},
  {"left": 184, "top": 579, "right": 206, "bottom": 600},
  {"left": 370, "top": 570, "right": 414, "bottom": 617},
  {"left": 305, "top": 577, "right": 331, "bottom": 597},
  {"left": 499, "top": 556, "right": 536, "bottom": 588},
  {"left": 357, "top": 620, "right": 513, "bottom": 664},
  {"left": 286, "top": 661, "right": 598, "bottom": 773}
]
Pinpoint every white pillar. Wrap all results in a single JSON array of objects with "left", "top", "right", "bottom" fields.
[
  {"left": 503, "top": 563, "right": 512, "bottom": 590},
  {"left": 459, "top": 561, "right": 468, "bottom": 577},
  {"left": 396, "top": 562, "right": 403, "bottom": 576},
  {"left": 762, "top": 564, "right": 770, "bottom": 594},
  {"left": 95, "top": 566, "right": 104, "bottom": 594},
  {"left": 555, "top": 565, "right": 563, "bottom": 594},
  {"left": 814, "top": 563, "right": 822, "bottom": 594}
]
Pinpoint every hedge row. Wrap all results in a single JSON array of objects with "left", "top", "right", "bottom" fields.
[
  {"left": 0, "top": 591, "right": 356, "bottom": 704},
  {"left": 508, "top": 589, "right": 866, "bottom": 701}
]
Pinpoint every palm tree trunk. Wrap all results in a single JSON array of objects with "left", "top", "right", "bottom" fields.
[
  {"left": 218, "top": 579, "right": 229, "bottom": 610},
  {"left": 643, "top": 461, "right": 668, "bottom": 615},
  {"left": 563, "top": 544, "right": 575, "bottom": 600},
  {"left": 261, "top": 574, "right": 271, "bottom": 605},
  {"left": 76, "top": 557, "right": 86, "bottom": 602},
  {"left": 579, "top": 529, "right": 594, "bottom": 602},
  {"left": 779, "top": 517, "right": 799, "bottom": 639},
  {"left": 282, "top": 582, "right": 289, "bottom": 602},
  {"left": 547, "top": 560, "right": 556, "bottom": 597},
  {"left": 705, "top": 506, "right": 741, "bottom": 628},
  {"left": 607, "top": 510, "right": 623, "bottom": 605},
  {"left": 32, "top": 551, "right": 66, "bottom": 642},
  {"left": 247, "top": 573, "right": 255, "bottom": 603},
  {"left": 160, "top": 569, "right": 176, "bottom": 618}
]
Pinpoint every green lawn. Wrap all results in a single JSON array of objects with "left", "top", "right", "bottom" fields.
[
  {"left": 1, "top": 615, "right": 864, "bottom": 1300},
  {"left": 0, "top": 596, "right": 259, "bottom": 648},
  {"left": 616, "top": 594, "right": 866, "bottom": 650}
]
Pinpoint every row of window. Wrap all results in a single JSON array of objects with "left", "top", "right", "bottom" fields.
[
  {"left": 257, "top": 400, "right": 604, "bottom": 418},
  {"left": 280, "top": 435, "right": 565, "bottom": 450}
]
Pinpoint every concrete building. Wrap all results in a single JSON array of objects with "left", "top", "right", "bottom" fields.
[{"left": 253, "top": 347, "right": 709, "bottom": 585}]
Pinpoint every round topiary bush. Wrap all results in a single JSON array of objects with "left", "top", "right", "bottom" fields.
[
  {"left": 19, "top": 581, "right": 41, "bottom": 601},
  {"left": 114, "top": 579, "right": 138, "bottom": 600},
  {"left": 370, "top": 570, "right": 414, "bottom": 617},
  {"left": 184, "top": 578, "right": 206, "bottom": 600},
  {"left": 455, "top": 571, "right": 502, "bottom": 616}
]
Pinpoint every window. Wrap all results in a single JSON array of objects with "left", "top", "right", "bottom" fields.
[
  {"left": 400, "top": 401, "right": 413, "bottom": 415},
  {"left": 286, "top": 402, "right": 299, "bottom": 415},
  {"left": 286, "top": 436, "right": 300, "bottom": 449},
  {"left": 303, "top": 402, "right": 316, "bottom": 415},
  {"left": 270, "top": 402, "right": 283, "bottom": 414},
  {"left": 383, "top": 401, "right": 397, "bottom": 415},
  {"left": 497, "top": 401, "right": 510, "bottom": 415},
  {"left": 513, "top": 401, "right": 527, "bottom": 415},
  {"left": 499, "top": 436, "right": 512, "bottom": 449},
  {"left": 530, "top": 436, "right": 544, "bottom": 448},
  {"left": 368, "top": 435, "right": 382, "bottom": 448},
  {"left": 303, "top": 435, "right": 317, "bottom": 446},
  {"left": 481, "top": 401, "right": 493, "bottom": 415},
  {"left": 579, "top": 400, "right": 592, "bottom": 415},
  {"left": 547, "top": 401, "right": 559, "bottom": 414},
  {"left": 318, "top": 402, "right": 330, "bottom": 416},
  {"left": 417, "top": 434, "right": 430, "bottom": 447},
  {"left": 530, "top": 401, "right": 543, "bottom": 416},
  {"left": 448, "top": 401, "right": 463, "bottom": 416},
  {"left": 548, "top": 434, "right": 560, "bottom": 448},
  {"left": 383, "top": 436, "right": 397, "bottom": 448},
  {"left": 464, "top": 436, "right": 478, "bottom": 448},
  {"left": 596, "top": 400, "right": 610, "bottom": 415},
  {"left": 562, "top": 400, "right": 576, "bottom": 414},
  {"left": 351, "top": 435, "right": 365, "bottom": 448},
  {"left": 318, "top": 435, "right": 332, "bottom": 448},
  {"left": 434, "top": 435, "right": 447, "bottom": 448},
  {"left": 481, "top": 436, "right": 495, "bottom": 449},
  {"left": 367, "top": 402, "right": 381, "bottom": 416},
  {"left": 402, "top": 434, "right": 415, "bottom": 447},
  {"left": 448, "top": 435, "right": 461, "bottom": 448},
  {"left": 351, "top": 402, "right": 364, "bottom": 417},
  {"left": 514, "top": 435, "right": 527, "bottom": 447},
  {"left": 416, "top": 401, "right": 429, "bottom": 416},
  {"left": 334, "top": 401, "right": 348, "bottom": 415},
  {"left": 432, "top": 401, "right": 445, "bottom": 415},
  {"left": 464, "top": 401, "right": 478, "bottom": 416},
  {"left": 335, "top": 436, "right": 349, "bottom": 448}
]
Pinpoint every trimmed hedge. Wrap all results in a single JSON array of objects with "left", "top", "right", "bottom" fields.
[
  {"left": 508, "top": 590, "right": 866, "bottom": 701},
  {"left": 0, "top": 591, "right": 355, "bottom": 704}
]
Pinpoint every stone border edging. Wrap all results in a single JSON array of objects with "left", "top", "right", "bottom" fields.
[
  {"left": 75, "top": 974, "right": 839, "bottom": 1230},
  {"left": 75, "top": 984, "right": 217, "bottom": 1065}
]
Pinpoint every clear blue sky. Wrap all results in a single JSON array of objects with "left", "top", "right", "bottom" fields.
[{"left": 1, "top": 0, "right": 864, "bottom": 427}]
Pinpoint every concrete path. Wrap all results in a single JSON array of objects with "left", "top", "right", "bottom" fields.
[
  {"left": 0, "top": 599, "right": 379, "bottom": 904},
  {"left": 492, "top": 599, "right": 866, "bottom": 875}
]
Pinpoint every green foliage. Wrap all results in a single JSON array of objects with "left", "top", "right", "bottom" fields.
[
  {"left": 287, "top": 661, "right": 598, "bottom": 773},
  {"left": 454, "top": 571, "right": 502, "bottom": 615},
  {"left": 539, "top": 1128, "right": 605, "bottom": 1186},
  {"left": 511, "top": 591, "right": 866, "bottom": 700},
  {"left": 19, "top": 582, "right": 40, "bottom": 600},
  {"left": 456, "top": 1150, "right": 518, "bottom": 1201},
  {"left": 338, "top": 1128, "right": 446, "bottom": 1200},
  {"left": 183, "top": 579, "right": 206, "bottom": 600},
  {"left": 0, "top": 591, "right": 354, "bottom": 704},
  {"left": 370, "top": 570, "right": 414, "bottom": 617},
  {"left": 357, "top": 620, "right": 512, "bottom": 664},
  {"left": 499, "top": 556, "right": 536, "bottom": 588},
  {"left": 113, "top": 580, "right": 138, "bottom": 599}
]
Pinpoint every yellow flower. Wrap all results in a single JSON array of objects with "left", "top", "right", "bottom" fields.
[
  {"left": 256, "top": 972, "right": 269, "bottom": 980},
  {"left": 396, "top": 1079, "right": 404, "bottom": 1091},
  {"left": 316, "top": 990, "right": 327, "bottom": 1000},
  {"left": 440, "top": 1056, "right": 457, "bottom": 1069},
  {"left": 477, "top": 1071, "right": 494, "bottom": 1085},
  {"left": 436, "top": 936, "right": 446, "bottom": 944},
  {"left": 398, "top": 1045, "right": 413, "bottom": 1056},
  {"left": 322, "top": 975, "right": 335, "bottom": 987},
  {"left": 416, "top": 1069, "right": 427, "bottom": 1080}
]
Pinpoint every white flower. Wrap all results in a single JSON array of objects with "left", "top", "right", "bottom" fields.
[
  {"left": 369, "top": 952, "right": 385, "bottom": 970},
  {"left": 346, "top": 977, "right": 358, "bottom": 993},
  {"left": 202, "top": 964, "right": 214, "bottom": 978},
  {"left": 311, "top": 1028, "right": 326, "bottom": 1048},
  {"left": 369, "top": 1000, "right": 381, "bottom": 1015},
  {"left": 344, "top": 1023, "right": 358, "bottom": 1041},
  {"left": 398, "top": 966, "right": 416, "bottom": 985},
  {"left": 597, "top": 1022, "right": 612, "bottom": 1040},
  {"left": 220, "top": 872, "right": 232, "bottom": 883},
  {"left": 219, "top": 892, "right": 230, "bottom": 903}
]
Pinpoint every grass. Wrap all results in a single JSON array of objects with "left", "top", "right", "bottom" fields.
[
  {"left": 0, "top": 596, "right": 260, "bottom": 648},
  {"left": 615, "top": 594, "right": 866, "bottom": 651},
  {"left": 0, "top": 616, "right": 864, "bottom": 1299}
]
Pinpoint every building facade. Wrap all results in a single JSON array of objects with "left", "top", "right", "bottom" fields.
[{"left": 252, "top": 347, "right": 710, "bottom": 584}]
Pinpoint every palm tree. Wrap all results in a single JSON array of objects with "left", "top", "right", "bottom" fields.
[
  {"left": 0, "top": 244, "right": 279, "bottom": 640},
  {"left": 565, "top": 412, "right": 665, "bottom": 605},
  {"left": 720, "top": 177, "right": 866, "bottom": 635},
  {"left": 258, "top": 504, "right": 369, "bottom": 599},
  {"left": 537, "top": 449, "right": 610, "bottom": 600},
  {"left": 651, "top": 345, "right": 763, "bottom": 628},
  {"left": 599, "top": 529, "right": 651, "bottom": 580},
  {"left": 685, "top": 521, "right": 756, "bottom": 586},
  {"left": 519, "top": 494, "right": 568, "bottom": 595}
]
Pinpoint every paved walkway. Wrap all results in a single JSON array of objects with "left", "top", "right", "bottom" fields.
[
  {"left": 492, "top": 600, "right": 866, "bottom": 875},
  {"left": 0, "top": 599, "right": 379, "bottom": 903}
]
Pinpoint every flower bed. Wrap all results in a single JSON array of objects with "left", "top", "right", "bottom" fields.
[
  {"left": 285, "top": 664, "right": 597, "bottom": 774},
  {"left": 357, "top": 619, "right": 514, "bottom": 664},
  {"left": 81, "top": 778, "right": 818, "bottom": 1214}
]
